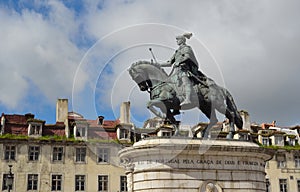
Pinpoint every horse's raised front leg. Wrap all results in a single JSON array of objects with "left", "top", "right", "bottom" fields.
[
  {"left": 147, "top": 100, "right": 167, "bottom": 119},
  {"left": 166, "top": 109, "right": 180, "bottom": 136}
]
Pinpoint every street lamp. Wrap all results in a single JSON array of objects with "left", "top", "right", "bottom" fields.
[{"left": 5, "top": 165, "right": 13, "bottom": 192}]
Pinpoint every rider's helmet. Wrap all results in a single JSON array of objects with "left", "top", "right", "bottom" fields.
[{"left": 176, "top": 32, "right": 193, "bottom": 43}]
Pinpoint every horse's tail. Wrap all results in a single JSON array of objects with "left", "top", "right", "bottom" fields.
[{"left": 223, "top": 89, "right": 243, "bottom": 129}]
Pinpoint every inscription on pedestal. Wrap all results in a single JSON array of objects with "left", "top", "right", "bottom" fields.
[{"left": 135, "top": 157, "right": 265, "bottom": 171}]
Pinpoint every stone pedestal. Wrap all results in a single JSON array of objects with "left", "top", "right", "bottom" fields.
[{"left": 119, "top": 138, "right": 274, "bottom": 192}]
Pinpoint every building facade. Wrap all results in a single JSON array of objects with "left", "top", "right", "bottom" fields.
[
  {"left": 0, "top": 99, "right": 133, "bottom": 192},
  {"left": 0, "top": 139, "right": 126, "bottom": 192},
  {"left": 0, "top": 99, "right": 300, "bottom": 192}
]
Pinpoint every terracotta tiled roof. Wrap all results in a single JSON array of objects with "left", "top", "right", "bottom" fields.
[
  {"left": 1, "top": 113, "right": 66, "bottom": 137},
  {"left": 2, "top": 114, "right": 28, "bottom": 124},
  {"left": 43, "top": 123, "right": 65, "bottom": 136},
  {"left": 88, "top": 130, "right": 117, "bottom": 140},
  {"left": 86, "top": 119, "right": 120, "bottom": 129},
  {"left": 1, "top": 113, "right": 29, "bottom": 134}
]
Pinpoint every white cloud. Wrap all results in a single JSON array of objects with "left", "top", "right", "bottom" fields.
[
  {"left": 78, "top": 0, "right": 300, "bottom": 126},
  {"left": 0, "top": 1, "right": 86, "bottom": 109},
  {"left": 1, "top": 0, "right": 299, "bottom": 126}
]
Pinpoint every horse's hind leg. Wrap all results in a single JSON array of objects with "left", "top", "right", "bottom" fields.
[
  {"left": 225, "top": 109, "right": 235, "bottom": 139},
  {"left": 198, "top": 102, "right": 218, "bottom": 138},
  {"left": 204, "top": 109, "right": 218, "bottom": 138}
]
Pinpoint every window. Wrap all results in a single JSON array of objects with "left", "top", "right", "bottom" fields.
[
  {"left": 119, "top": 128, "right": 129, "bottom": 139},
  {"left": 75, "top": 148, "right": 86, "bottom": 163},
  {"left": 28, "top": 146, "right": 40, "bottom": 161},
  {"left": 275, "top": 136, "right": 283, "bottom": 145},
  {"left": 279, "top": 179, "right": 288, "bottom": 192},
  {"left": 297, "top": 180, "right": 300, "bottom": 192},
  {"left": 266, "top": 178, "right": 270, "bottom": 192},
  {"left": 97, "top": 148, "right": 109, "bottom": 163},
  {"left": 295, "top": 154, "right": 300, "bottom": 168},
  {"left": 27, "top": 174, "right": 38, "bottom": 190},
  {"left": 98, "top": 175, "right": 108, "bottom": 192},
  {"left": 29, "top": 124, "right": 42, "bottom": 135},
  {"left": 51, "top": 175, "right": 62, "bottom": 191},
  {"left": 162, "top": 131, "right": 171, "bottom": 137},
  {"left": 75, "top": 175, "right": 85, "bottom": 191},
  {"left": 289, "top": 138, "right": 296, "bottom": 146},
  {"left": 276, "top": 154, "right": 286, "bottom": 168},
  {"left": 76, "top": 126, "right": 86, "bottom": 137},
  {"left": 2, "top": 174, "right": 14, "bottom": 190},
  {"left": 52, "top": 147, "right": 63, "bottom": 162},
  {"left": 262, "top": 137, "right": 269, "bottom": 145},
  {"left": 120, "top": 176, "right": 127, "bottom": 192},
  {"left": 265, "top": 162, "right": 269, "bottom": 169},
  {"left": 4, "top": 145, "right": 15, "bottom": 160}
]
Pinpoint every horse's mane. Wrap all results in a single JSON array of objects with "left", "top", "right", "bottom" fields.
[{"left": 130, "top": 60, "right": 168, "bottom": 77}]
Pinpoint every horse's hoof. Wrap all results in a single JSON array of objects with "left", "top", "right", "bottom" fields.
[
  {"left": 173, "top": 130, "right": 179, "bottom": 136},
  {"left": 226, "top": 132, "right": 234, "bottom": 139}
]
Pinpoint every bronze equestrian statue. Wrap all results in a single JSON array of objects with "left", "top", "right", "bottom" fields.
[{"left": 128, "top": 33, "right": 243, "bottom": 138}]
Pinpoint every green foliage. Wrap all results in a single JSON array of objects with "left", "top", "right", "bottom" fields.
[
  {"left": 0, "top": 134, "right": 83, "bottom": 143},
  {"left": 260, "top": 144, "right": 300, "bottom": 151},
  {"left": 0, "top": 134, "right": 29, "bottom": 140}
]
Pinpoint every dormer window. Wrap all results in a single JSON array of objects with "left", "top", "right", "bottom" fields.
[
  {"left": 119, "top": 128, "right": 129, "bottom": 139},
  {"left": 162, "top": 131, "right": 171, "bottom": 137},
  {"left": 262, "top": 137, "right": 269, "bottom": 146},
  {"left": 76, "top": 126, "right": 86, "bottom": 137},
  {"left": 117, "top": 125, "right": 131, "bottom": 141},
  {"left": 0, "top": 116, "right": 5, "bottom": 135},
  {"left": 28, "top": 123, "right": 42, "bottom": 136},
  {"left": 74, "top": 124, "right": 88, "bottom": 140},
  {"left": 274, "top": 135, "right": 284, "bottom": 146}
]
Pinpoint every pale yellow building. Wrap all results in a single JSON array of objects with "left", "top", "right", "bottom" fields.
[
  {"left": 265, "top": 149, "right": 300, "bottom": 192},
  {"left": 0, "top": 99, "right": 132, "bottom": 192},
  {"left": 0, "top": 139, "right": 127, "bottom": 192}
]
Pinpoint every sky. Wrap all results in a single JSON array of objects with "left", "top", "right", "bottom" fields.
[{"left": 0, "top": 0, "right": 299, "bottom": 128}]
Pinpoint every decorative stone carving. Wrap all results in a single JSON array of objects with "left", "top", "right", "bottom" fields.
[{"left": 199, "top": 181, "right": 222, "bottom": 192}]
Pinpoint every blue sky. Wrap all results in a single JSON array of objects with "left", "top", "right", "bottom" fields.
[{"left": 0, "top": 0, "right": 300, "bottom": 127}]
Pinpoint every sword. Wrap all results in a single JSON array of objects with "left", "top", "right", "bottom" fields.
[{"left": 187, "top": 71, "right": 209, "bottom": 88}]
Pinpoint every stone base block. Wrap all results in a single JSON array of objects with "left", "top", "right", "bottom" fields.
[{"left": 119, "top": 138, "right": 274, "bottom": 192}]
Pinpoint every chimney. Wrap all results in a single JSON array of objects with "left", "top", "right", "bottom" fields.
[
  {"left": 120, "top": 101, "right": 131, "bottom": 124},
  {"left": 56, "top": 99, "right": 68, "bottom": 123},
  {"left": 98, "top": 116, "right": 104, "bottom": 125}
]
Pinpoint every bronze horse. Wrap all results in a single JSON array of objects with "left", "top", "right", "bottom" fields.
[{"left": 129, "top": 61, "right": 243, "bottom": 138}]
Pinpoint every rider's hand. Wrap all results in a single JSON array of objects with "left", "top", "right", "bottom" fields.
[{"left": 174, "top": 61, "right": 180, "bottom": 67}]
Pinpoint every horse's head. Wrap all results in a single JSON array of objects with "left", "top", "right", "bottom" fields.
[
  {"left": 128, "top": 61, "right": 151, "bottom": 91},
  {"left": 128, "top": 60, "right": 168, "bottom": 92}
]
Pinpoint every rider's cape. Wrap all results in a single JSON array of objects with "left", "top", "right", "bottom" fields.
[{"left": 170, "top": 44, "right": 198, "bottom": 69}]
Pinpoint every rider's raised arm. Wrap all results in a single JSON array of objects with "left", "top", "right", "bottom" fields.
[
  {"left": 160, "top": 60, "right": 173, "bottom": 67},
  {"left": 160, "top": 54, "right": 175, "bottom": 67}
]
